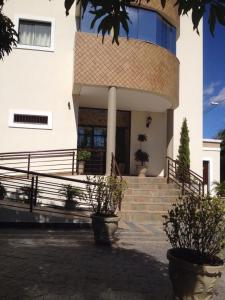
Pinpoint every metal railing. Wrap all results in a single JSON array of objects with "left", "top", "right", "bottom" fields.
[
  {"left": 0, "top": 148, "right": 106, "bottom": 177},
  {"left": 0, "top": 165, "right": 100, "bottom": 213},
  {"left": 111, "top": 152, "right": 122, "bottom": 181},
  {"left": 167, "top": 156, "right": 204, "bottom": 197}
]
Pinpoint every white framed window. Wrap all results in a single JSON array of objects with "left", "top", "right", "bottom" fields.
[
  {"left": 15, "top": 16, "right": 55, "bottom": 52},
  {"left": 9, "top": 110, "right": 53, "bottom": 130}
]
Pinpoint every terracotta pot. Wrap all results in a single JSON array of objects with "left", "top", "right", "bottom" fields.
[
  {"left": 91, "top": 214, "right": 120, "bottom": 245},
  {"left": 136, "top": 165, "right": 148, "bottom": 177},
  {"left": 167, "top": 248, "right": 224, "bottom": 300}
]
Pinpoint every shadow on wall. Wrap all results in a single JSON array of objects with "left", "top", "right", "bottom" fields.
[{"left": 0, "top": 234, "right": 172, "bottom": 299}]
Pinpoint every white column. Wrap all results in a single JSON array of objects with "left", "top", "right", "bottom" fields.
[{"left": 106, "top": 86, "right": 117, "bottom": 175}]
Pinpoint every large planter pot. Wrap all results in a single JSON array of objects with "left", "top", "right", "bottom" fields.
[
  {"left": 77, "top": 161, "right": 85, "bottom": 175},
  {"left": 167, "top": 248, "right": 224, "bottom": 300},
  {"left": 91, "top": 214, "right": 120, "bottom": 245},
  {"left": 136, "top": 165, "right": 148, "bottom": 177}
]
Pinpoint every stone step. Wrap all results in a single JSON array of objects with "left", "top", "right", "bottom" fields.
[
  {"left": 119, "top": 210, "right": 167, "bottom": 223},
  {"left": 126, "top": 183, "right": 177, "bottom": 189},
  {"left": 124, "top": 188, "right": 179, "bottom": 196},
  {"left": 121, "top": 202, "right": 172, "bottom": 211},
  {"left": 123, "top": 176, "right": 167, "bottom": 184},
  {"left": 122, "top": 195, "right": 178, "bottom": 203}
]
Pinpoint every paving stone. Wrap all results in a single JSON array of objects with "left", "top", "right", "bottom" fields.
[{"left": 0, "top": 225, "right": 224, "bottom": 300}]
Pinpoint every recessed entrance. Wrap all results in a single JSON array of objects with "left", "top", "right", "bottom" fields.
[{"left": 78, "top": 108, "right": 131, "bottom": 175}]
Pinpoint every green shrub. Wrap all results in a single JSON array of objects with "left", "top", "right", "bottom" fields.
[
  {"left": 77, "top": 150, "right": 91, "bottom": 161},
  {"left": 83, "top": 176, "right": 127, "bottom": 217},
  {"left": 213, "top": 181, "right": 225, "bottom": 197},
  {"left": 163, "top": 195, "right": 225, "bottom": 257},
  {"left": 60, "top": 184, "right": 81, "bottom": 210}
]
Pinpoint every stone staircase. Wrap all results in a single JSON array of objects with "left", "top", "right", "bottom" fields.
[{"left": 120, "top": 176, "right": 180, "bottom": 224}]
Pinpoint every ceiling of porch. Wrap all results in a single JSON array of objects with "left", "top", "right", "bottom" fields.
[{"left": 75, "top": 85, "right": 172, "bottom": 113}]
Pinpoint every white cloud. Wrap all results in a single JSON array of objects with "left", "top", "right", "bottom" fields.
[
  {"left": 204, "top": 81, "right": 220, "bottom": 96},
  {"left": 209, "top": 87, "right": 225, "bottom": 105}
]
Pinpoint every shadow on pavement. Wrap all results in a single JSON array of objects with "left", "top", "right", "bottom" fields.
[{"left": 0, "top": 230, "right": 172, "bottom": 300}]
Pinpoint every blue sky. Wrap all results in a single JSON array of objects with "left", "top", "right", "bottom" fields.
[{"left": 203, "top": 15, "right": 225, "bottom": 138}]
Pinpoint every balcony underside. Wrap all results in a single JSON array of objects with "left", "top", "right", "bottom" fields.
[{"left": 75, "top": 85, "right": 172, "bottom": 112}]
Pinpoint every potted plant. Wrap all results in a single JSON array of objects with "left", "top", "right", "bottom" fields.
[
  {"left": 0, "top": 182, "right": 7, "bottom": 200},
  {"left": 135, "top": 134, "right": 149, "bottom": 177},
  {"left": 83, "top": 175, "right": 127, "bottom": 245},
  {"left": 213, "top": 181, "right": 225, "bottom": 199},
  {"left": 19, "top": 185, "right": 39, "bottom": 205},
  {"left": 77, "top": 150, "right": 91, "bottom": 175},
  {"left": 59, "top": 184, "right": 81, "bottom": 210},
  {"left": 163, "top": 195, "right": 225, "bottom": 300}
]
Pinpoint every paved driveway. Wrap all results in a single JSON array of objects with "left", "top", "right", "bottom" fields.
[{"left": 0, "top": 223, "right": 224, "bottom": 300}]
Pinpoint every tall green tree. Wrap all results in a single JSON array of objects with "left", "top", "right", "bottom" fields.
[
  {"left": 216, "top": 129, "right": 225, "bottom": 181},
  {"left": 177, "top": 118, "right": 190, "bottom": 182}
]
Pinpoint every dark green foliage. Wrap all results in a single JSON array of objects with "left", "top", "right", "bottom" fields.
[
  {"left": 19, "top": 185, "right": 39, "bottom": 204},
  {"left": 77, "top": 150, "right": 91, "bottom": 161},
  {"left": 0, "top": 182, "right": 6, "bottom": 200},
  {"left": 213, "top": 181, "right": 225, "bottom": 197},
  {"left": 65, "top": 0, "right": 225, "bottom": 44},
  {"left": 177, "top": 118, "right": 190, "bottom": 182},
  {"left": 216, "top": 129, "right": 225, "bottom": 181},
  {"left": 163, "top": 195, "right": 225, "bottom": 257},
  {"left": 137, "top": 134, "right": 147, "bottom": 142},
  {"left": 83, "top": 175, "right": 127, "bottom": 217},
  {"left": 60, "top": 184, "right": 81, "bottom": 210},
  {"left": 0, "top": 1, "right": 17, "bottom": 59},
  {"left": 135, "top": 149, "right": 149, "bottom": 166}
]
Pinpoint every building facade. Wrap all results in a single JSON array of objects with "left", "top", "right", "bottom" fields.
[{"left": 0, "top": 0, "right": 204, "bottom": 178}]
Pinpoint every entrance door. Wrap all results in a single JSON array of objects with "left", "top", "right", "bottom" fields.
[
  {"left": 78, "top": 126, "right": 106, "bottom": 174},
  {"left": 203, "top": 160, "right": 209, "bottom": 193},
  {"left": 116, "top": 127, "right": 130, "bottom": 174}
]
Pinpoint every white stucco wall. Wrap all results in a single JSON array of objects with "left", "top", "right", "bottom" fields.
[
  {"left": 0, "top": 0, "right": 78, "bottom": 152},
  {"left": 175, "top": 16, "right": 203, "bottom": 175},
  {"left": 130, "top": 111, "right": 167, "bottom": 176}
]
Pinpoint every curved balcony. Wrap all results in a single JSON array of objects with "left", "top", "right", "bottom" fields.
[
  {"left": 139, "top": 0, "right": 179, "bottom": 30},
  {"left": 74, "top": 32, "right": 179, "bottom": 109}
]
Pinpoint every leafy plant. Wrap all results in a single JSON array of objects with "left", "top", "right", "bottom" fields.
[
  {"left": 135, "top": 149, "right": 149, "bottom": 166},
  {"left": 213, "top": 181, "right": 225, "bottom": 197},
  {"left": 0, "top": 2, "right": 18, "bottom": 60},
  {"left": 64, "top": 0, "right": 225, "bottom": 44},
  {"left": 163, "top": 195, "right": 225, "bottom": 258},
  {"left": 19, "top": 185, "right": 39, "bottom": 204},
  {"left": 0, "top": 182, "right": 7, "bottom": 200},
  {"left": 176, "top": 118, "right": 190, "bottom": 182},
  {"left": 83, "top": 175, "right": 127, "bottom": 217},
  {"left": 77, "top": 150, "right": 91, "bottom": 161},
  {"left": 135, "top": 133, "right": 149, "bottom": 166},
  {"left": 138, "top": 134, "right": 147, "bottom": 142},
  {"left": 60, "top": 184, "right": 81, "bottom": 210}
]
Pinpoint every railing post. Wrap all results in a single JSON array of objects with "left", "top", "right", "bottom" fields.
[
  {"left": 72, "top": 151, "right": 75, "bottom": 175},
  {"left": 34, "top": 175, "right": 38, "bottom": 206},
  {"left": 30, "top": 176, "right": 34, "bottom": 212},
  {"left": 27, "top": 154, "right": 31, "bottom": 179},
  {"left": 167, "top": 159, "right": 170, "bottom": 183}
]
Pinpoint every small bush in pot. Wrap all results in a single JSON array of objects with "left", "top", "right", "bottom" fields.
[
  {"left": 60, "top": 184, "right": 81, "bottom": 210},
  {"left": 135, "top": 134, "right": 149, "bottom": 177},
  {"left": 0, "top": 182, "right": 7, "bottom": 200},
  {"left": 19, "top": 185, "right": 39, "bottom": 205},
  {"left": 163, "top": 195, "right": 225, "bottom": 300},
  {"left": 77, "top": 150, "right": 91, "bottom": 175},
  {"left": 83, "top": 175, "right": 127, "bottom": 245}
]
